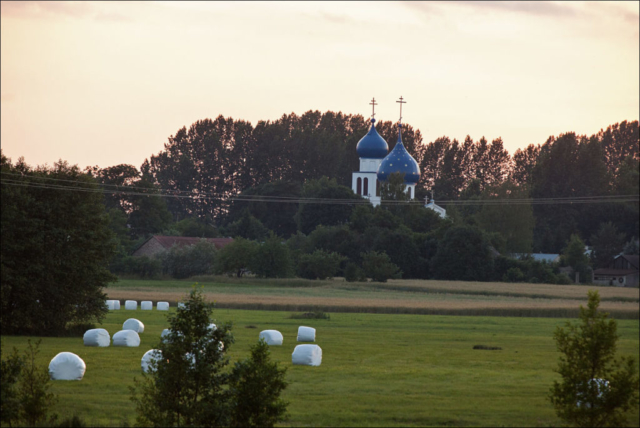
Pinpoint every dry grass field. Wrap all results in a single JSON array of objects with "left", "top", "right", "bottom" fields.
[{"left": 108, "top": 277, "right": 640, "bottom": 319}]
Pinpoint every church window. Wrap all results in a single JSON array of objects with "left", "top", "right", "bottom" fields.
[
  {"left": 376, "top": 180, "right": 380, "bottom": 196},
  {"left": 363, "top": 178, "right": 369, "bottom": 196},
  {"left": 407, "top": 187, "right": 412, "bottom": 199},
  {"left": 356, "top": 178, "right": 362, "bottom": 195}
]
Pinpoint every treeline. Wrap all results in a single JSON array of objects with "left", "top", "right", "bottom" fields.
[
  {"left": 87, "top": 113, "right": 638, "bottom": 255},
  {"left": 124, "top": 195, "right": 579, "bottom": 285}
]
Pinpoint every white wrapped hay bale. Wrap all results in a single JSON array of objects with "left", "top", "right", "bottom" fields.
[
  {"left": 141, "top": 349, "right": 163, "bottom": 373},
  {"left": 141, "top": 301, "right": 153, "bottom": 310},
  {"left": 259, "top": 330, "right": 283, "bottom": 346},
  {"left": 208, "top": 323, "right": 217, "bottom": 331},
  {"left": 292, "top": 344, "right": 322, "bottom": 366},
  {"left": 113, "top": 330, "right": 141, "bottom": 347},
  {"left": 125, "top": 300, "right": 137, "bottom": 310},
  {"left": 157, "top": 301, "right": 170, "bottom": 311},
  {"left": 113, "top": 300, "right": 121, "bottom": 310},
  {"left": 577, "top": 378, "right": 610, "bottom": 408},
  {"left": 83, "top": 328, "right": 110, "bottom": 347},
  {"left": 106, "top": 300, "right": 115, "bottom": 310},
  {"left": 178, "top": 302, "right": 186, "bottom": 309},
  {"left": 161, "top": 329, "right": 183, "bottom": 342},
  {"left": 297, "top": 326, "right": 316, "bottom": 342},
  {"left": 123, "top": 318, "right": 145, "bottom": 333},
  {"left": 49, "top": 352, "right": 86, "bottom": 380}
]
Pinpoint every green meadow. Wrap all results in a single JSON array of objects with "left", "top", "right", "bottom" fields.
[{"left": 2, "top": 305, "right": 639, "bottom": 427}]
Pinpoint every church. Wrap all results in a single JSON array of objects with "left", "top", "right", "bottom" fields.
[{"left": 351, "top": 97, "right": 446, "bottom": 218}]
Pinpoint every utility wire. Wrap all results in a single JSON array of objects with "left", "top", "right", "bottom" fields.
[{"left": 2, "top": 177, "right": 638, "bottom": 206}]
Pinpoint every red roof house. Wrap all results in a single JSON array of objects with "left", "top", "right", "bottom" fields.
[{"left": 132, "top": 235, "right": 234, "bottom": 258}]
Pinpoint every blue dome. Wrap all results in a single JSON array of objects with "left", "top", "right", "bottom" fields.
[
  {"left": 377, "top": 124, "right": 420, "bottom": 185},
  {"left": 356, "top": 119, "right": 389, "bottom": 159}
]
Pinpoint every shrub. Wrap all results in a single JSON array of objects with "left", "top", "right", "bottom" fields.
[
  {"left": 550, "top": 291, "right": 639, "bottom": 427},
  {"left": 297, "top": 250, "right": 345, "bottom": 280},
  {"left": 229, "top": 340, "right": 288, "bottom": 427},
  {"left": 249, "top": 234, "right": 293, "bottom": 278},
  {"left": 110, "top": 255, "right": 162, "bottom": 279},
  {"left": 0, "top": 340, "right": 57, "bottom": 427},
  {"left": 361, "top": 251, "right": 401, "bottom": 283},
  {"left": 555, "top": 273, "right": 573, "bottom": 285},
  {"left": 503, "top": 267, "right": 525, "bottom": 283},
  {"left": 431, "top": 225, "right": 494, "bottom": 281},
  {"left": 215, "top": 238, "right": 258, "bottom": 278},
  {"left": 344, "top": 262, "right": 367, "bottom": 282},
  {"left": 160, "top": 240, "right": 218, "bottom": 279}
]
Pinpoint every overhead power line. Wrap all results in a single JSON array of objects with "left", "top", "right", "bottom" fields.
[{"left": 2, "top": 174, "right": 638, "bottom": 206}]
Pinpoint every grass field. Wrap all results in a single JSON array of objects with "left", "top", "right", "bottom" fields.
[
  {"left": 2, "top": 303, "right": 639, "bottom": 427},
  {"left": 107, "top": 277, "right": 640, "bottom": 319}
]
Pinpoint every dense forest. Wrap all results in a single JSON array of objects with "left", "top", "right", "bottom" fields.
[{"left": 85, "top": 112, "right": 638, "bottom": 251}]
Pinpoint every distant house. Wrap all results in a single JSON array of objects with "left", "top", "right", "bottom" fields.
[
  {"left": 133, "top": 235, "right": 234, "bottom": 258},
  {"left": 512, "top": 253, "right": 561, "bottom": 263},
  {"left": 592, "top": 255, "right": 639, "bottom": 287}
]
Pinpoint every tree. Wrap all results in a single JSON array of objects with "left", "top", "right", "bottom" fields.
[
  {"left": 249, "top": 233, "right": 293, "bottom": 278},
  {"left": 225, "top": 210, "right": 270, "bottom": 241},
  {"left": 431, "top": 225, "right": 494, "bottom": 281},
  {"left": 215, "top": 238, "right": 259, "bottom": 278},
  {"left": 1, "top": 155, "right": 117, "bottom": 335},
  {"left": 127, "top": 177, "right": 174, "bottom": 238},
  {"left": 476, "top": 181, "right": 534, "bottom": 254},
  {"left": 130, "top": 288, "right": 288, "bottom": 427},
  {"left": 562, "top": 234, "right": 590, "bottom": 283},
  {"left": 295, "top": 177, "right": 362, "bottom": 235},
  {"left": 225, "top": 181, "right": 301, "bottom": 238},
  {"left": 550, "top": 291, "right": 639, "bottom": 427},
  {"left": 344, "top": 262, "right": 367, "bottom": 282},
  {"left": 174, "top": 217, "right": 220, "bottom": 238},
  {"left": 229, "top": 340, "right": 288, "bottom": 427},
  {"left": 159, "top": 240, "right": 218, "bottom": 279},
  {"left": 361, "top": 251, "right": 401, "bottom": 282},
  {"left": 130, "top": 287, "right": 235, "bottom": 427},
  {"left": 297, "top": 250, "right": 346, "bottom": 280},
  {"left": 590, "top": 223, "right": 626, "bottom": 269}
]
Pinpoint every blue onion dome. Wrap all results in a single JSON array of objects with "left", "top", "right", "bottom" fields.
[
  {"left": 377, "top": 123, "right": 420, "bottom": 185},
  {"left": 356, "top": 118, "right": 389, "bottom": 159}
]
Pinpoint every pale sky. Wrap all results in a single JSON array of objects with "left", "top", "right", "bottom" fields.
[{"left": 1, "top": 1, "right": 638, "bottom": 169}]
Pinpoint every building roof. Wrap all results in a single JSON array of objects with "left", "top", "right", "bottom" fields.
[
  {"left": 377, "top": 123, "right": 420, "bottom": 185},
  {"left": 512, "top": 253, "right": 560, "bottom": 263},
  {"left": 592, "top": 268, "right": 638, "bottom": 276},
  {"left": 616, "top": 254, "right": 639, "bottom": 269},
  {"left": 151, "top": 235, "right": 234, "bottom": 250},
  {"left": 356, "top": 118, "right": 389, "bottom": 159}
]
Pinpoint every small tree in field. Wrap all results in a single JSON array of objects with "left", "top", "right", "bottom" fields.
[
  {"left": 229, "top": 339, "right": 288, "bottom": 427},
  {"left": 130, "top": 287, "right": 234, "bottom": 427},
  {"left": 550, "top": 291, "right": 639, "bottom": 427},
  {"left": 130, "top": 287, "right": 288, "bottom": 427}
]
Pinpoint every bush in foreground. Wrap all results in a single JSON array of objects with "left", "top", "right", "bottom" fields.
[
  {"left": 1, "top": 339, "right": 57, "bottom": 427},
  {"left": 550, "top": 291, "right": 639, "bottom": 427}
]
